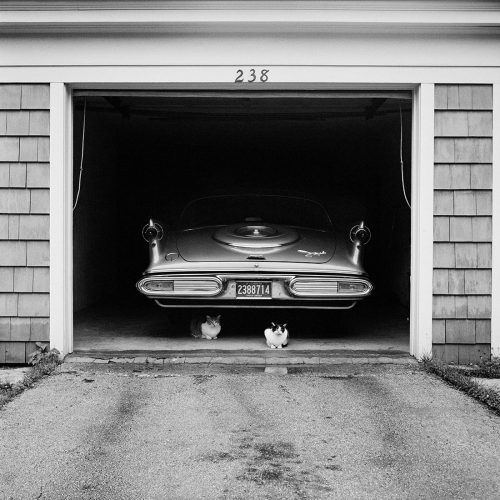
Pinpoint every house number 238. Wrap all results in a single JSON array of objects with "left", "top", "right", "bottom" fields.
[{"left": 234, "top": 68, "right": 269, "bottom": 83}]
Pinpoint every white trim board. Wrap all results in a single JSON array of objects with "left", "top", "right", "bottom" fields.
[
  {"left": 1, "top": 2, "right": 500, "bottom": 36},
  {"left": 410, "top": 84, "right": 434, "bottom": 359},
  {"left": 49, "top": 83, "right": 73, "bottom": 356},
  {"left": 1, "top": 1, "right": 499, "bottom": 11},
  {"left": 492, "top": 84, "right": 500, "bottom": 358},
  {"left": 1, "top": 67, "right": 500, "bottom": 85},
  {"left": 48, "top": 79, "right": 433, "bottom": 358}
]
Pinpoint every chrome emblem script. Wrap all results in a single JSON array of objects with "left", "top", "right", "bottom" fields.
[{"left": 298, "top": 250, "right": 327, "bottom": 258}]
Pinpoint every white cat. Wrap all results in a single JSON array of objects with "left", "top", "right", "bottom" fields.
[
  {"left": 190, "top": 315, "right": 221, "bottom": 339},
  {"left": 264, "top": 323, "right": 289, "bottom": 349}
]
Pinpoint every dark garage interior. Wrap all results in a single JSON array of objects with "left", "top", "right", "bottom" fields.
[{"left": 72, "top": 91, "right": 412, "bottom": 354}]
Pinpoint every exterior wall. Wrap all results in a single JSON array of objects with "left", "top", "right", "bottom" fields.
[
  {"left": 0, "top": 1, "right": 499, "bottom": 363},
  {"left": 0, "top": 84, "right": 50, "bottom": 363},
  {"left": 0, "top": 83, "right": 497, "bottom": 364},
  {"left": 432, "top": 84, "right": 493, "bottom": 363}
]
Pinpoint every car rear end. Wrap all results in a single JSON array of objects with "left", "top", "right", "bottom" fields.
[{"left": 137, "top": 270, "right": 372, "bottom": 309}]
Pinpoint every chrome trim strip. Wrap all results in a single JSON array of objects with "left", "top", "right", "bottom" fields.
[
  {"left": 148, "top": 264, "right": 366, "bottom": 275},
  {"left": 154, "top": 300, "right": 357, "bottom": 310},
  {"left": 137, "top": 275, "right": 223, "bottom": 297},
  {"left": 138, "top": 273, "right": 372, "bottom": 300},
  {"left": 226, "top": 241, "right": 284, "bottom": 248},
  {"left": 289, "top": 277, "right": 372, "bottom": 298}
]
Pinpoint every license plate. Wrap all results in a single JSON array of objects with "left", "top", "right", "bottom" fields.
[{"left": 236, "top": 281, "right": 272, "bottom": 298}]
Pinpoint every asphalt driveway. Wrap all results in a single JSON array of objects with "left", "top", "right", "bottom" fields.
[{"left": 1, "top": 363, "right": 499, "bottom": 499}]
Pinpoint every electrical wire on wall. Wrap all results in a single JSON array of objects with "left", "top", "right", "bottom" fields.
[
  {"left": 73, "top": 98, "right": 87, "bottom": 211},
  {"left": 399, "top": 104, "right": 411, "bottom": 209}
]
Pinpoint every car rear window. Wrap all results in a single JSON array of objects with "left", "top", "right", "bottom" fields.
[{"left": 179, "top": 195, "right": 332, "bottom": 231}]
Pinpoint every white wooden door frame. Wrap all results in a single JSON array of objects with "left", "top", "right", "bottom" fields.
[
  {"left": 50, "top": 83, "right": 74, "bottom": 356},
  {"left": 410, "top": 84, "right": 434, "bottom": 359},
  {"left": 492, "top": 84, "right": 500, "bottom": 358},
  {"left": 48, "top": 78, "right": 435, "bottom": 359}
]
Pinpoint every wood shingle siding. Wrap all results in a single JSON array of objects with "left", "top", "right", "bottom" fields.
[
  {"left": 434, "top": 85, "right": 493, "bottom": 110},
  {"left": 0, "top": 82, "right": 495, "bottom": 363},
  {"left": 0, "top": 84, "right": 49, "bottom": 363},
  {"left": 435, "top": 138, "right": 492, "bottom": 163},
  {"left": 432, "top": 84, "right": 493, "bottom": 363}
]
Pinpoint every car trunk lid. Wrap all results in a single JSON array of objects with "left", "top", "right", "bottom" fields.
[{"left": 176, "top": 224, "right": 335, "bottom": 264}]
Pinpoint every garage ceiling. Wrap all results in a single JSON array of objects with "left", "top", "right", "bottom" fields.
[{"left": 73, "top": 90, "right": 412, "bottom": 121}]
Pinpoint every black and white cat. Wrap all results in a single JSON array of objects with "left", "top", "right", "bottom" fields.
[
  {"left": 190, "top": 315, "right": 221, "bottom": 340},
  {"left": 264, "top": 322, "right": 289, "bottom": 349}
]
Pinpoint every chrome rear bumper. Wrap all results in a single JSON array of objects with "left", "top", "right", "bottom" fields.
[{"left": 137, "top": 273, "right": 373, "bottom": 303}]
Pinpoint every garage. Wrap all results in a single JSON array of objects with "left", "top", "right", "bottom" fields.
[
  {"left": 71, "top": 90, "right": 412, "bottom": 355},
  {"left": 1, "top": 2, "right": 498, "bottom": 365}
]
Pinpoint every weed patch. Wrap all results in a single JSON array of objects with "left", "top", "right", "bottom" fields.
[
  {"left": 0, "top": 343, "right": 61, "bottom": 410},
  {"left": 422, "top": 358, "right": 500, "bottom": 415},
  {"left": 457, "top": 358, "right": 500, "bottom": 379}
]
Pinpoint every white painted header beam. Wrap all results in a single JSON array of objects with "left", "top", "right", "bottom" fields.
[
  {"left": 1, "top": 67, "right": 499, "bottom": 85},
  {"left": 2, "top": 0, "right": 500, "bottom": 9}
]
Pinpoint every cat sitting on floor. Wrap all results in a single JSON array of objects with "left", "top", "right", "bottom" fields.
[
  {"left": 190, "top": 315, "right": 221, "bottom": 340},
  {"left": 264, "top": 322, "right": 289, "bottom": 349}
]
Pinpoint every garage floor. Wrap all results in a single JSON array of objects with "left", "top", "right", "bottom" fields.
[{"left": 73, "top": 298, "right": 409, "bottom": 354}]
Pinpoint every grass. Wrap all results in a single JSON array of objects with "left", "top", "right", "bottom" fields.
[
  {"left": 0, "top": 348, "right": 61, "bottom": 410},
  {"left": 457, "top": 359, "right": 500, "bottom": 379},
  {"left": 422, "top": 357, "right": 500, "bottom": 415}
]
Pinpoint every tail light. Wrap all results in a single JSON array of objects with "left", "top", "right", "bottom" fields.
[
  {"left": 137, "top": 276, "right": 222, "bottom": 297},
  {"left": 350, "top": 221, "right": 371, "bottom": 246},
  {"left": 143, "top": 280, "right": 174, "bottom": 292},
  {"left": 142, "top": 219, "right": 164, "bottom": 243},
  {"left": 289, "top": 277, "right": 372, "bottom": 297},
  {"left": 337, "top": 281, "right": 371, "bottom": 294},
  {"left": 289, "top": 278, "right": 339, "bottom": 296}
]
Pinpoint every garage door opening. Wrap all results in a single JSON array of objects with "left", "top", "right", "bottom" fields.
[{"left": 71, "top": 91, "right": 412, "bottom": 354}]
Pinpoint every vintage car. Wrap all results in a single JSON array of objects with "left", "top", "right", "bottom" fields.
[{"left": 136, "top": 194, "right": 373, "bottom": 309}]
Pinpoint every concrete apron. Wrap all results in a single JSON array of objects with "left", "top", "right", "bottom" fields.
[
  {"left": 65, "top": 350, "right": 416, "bottom": 366},
  {"left": 0, "top": 367, "right": 29, "bottom": 385}
]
